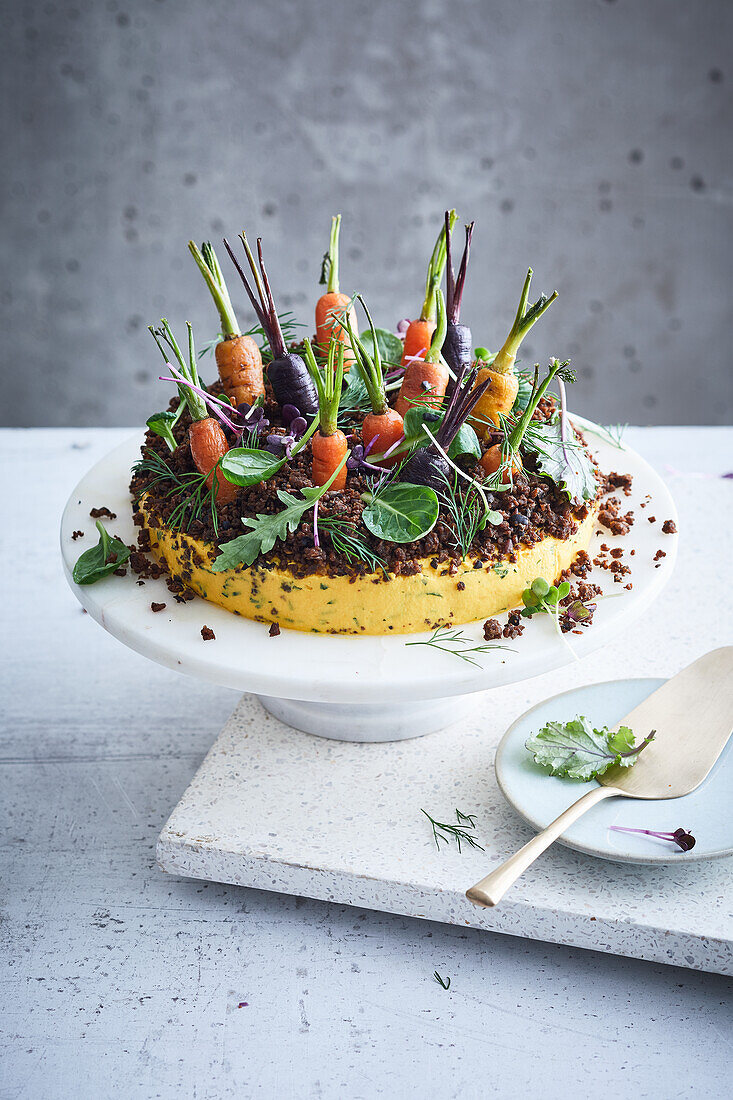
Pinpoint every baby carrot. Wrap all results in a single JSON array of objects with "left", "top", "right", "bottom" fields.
[
  {"left": 304, "top": 338, "right": 348, "bottom": 489},
  {"left": 394, "top": 289, "right": 450, "bottom": 418},
  {"left": 316, "top": 215, "right": 357, "bottom": 364},
  {"left": 188, "top": 240, "right": 265, "bottom": 407},
  {"left": 151, "top": 320, "right": 237, "bottom": 503},
  {"left": 470, "top": 269, "right": 557, "bottom": 437},
  {"left": 400, "top": 211, "right": 457, "bottom": 367},
  {"left": 343, "top": 296, "right": 404, "bottom": 464}
]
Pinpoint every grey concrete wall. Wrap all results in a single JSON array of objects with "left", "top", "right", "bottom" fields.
[{"left": 1, "top": 0, "right": 731, "bottom": 427}]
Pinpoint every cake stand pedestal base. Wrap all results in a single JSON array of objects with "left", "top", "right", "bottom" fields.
[{"left": 257, "top": 692, "right": 480, "bottom": 742}]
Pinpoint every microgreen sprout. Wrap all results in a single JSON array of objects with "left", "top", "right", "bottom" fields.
[
  {"left": 422, "top": 809, "right": 484, "bottom": 854},
  {"left": 609, "top": 826, "right": 696, "bottom": 852},
  {"left": 433, "top": 972, "right": 451, "bottom": 990},
  {"left": 520, "top": 577, "right": 571, "bottom": 619}
]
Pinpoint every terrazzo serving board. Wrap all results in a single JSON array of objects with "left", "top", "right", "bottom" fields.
[{"left": 157, "top": 683, "right": 733, "bottom": 977}]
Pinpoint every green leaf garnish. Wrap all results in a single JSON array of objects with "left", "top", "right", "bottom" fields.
[
  {"left": 361, "top": 482, "right": 439, "bottom": 543},
  {"left": 525, "top": 716, "right": 655, "bottom": 781},
  {"left": 521, "top": 416, "right": 598, "bottom": 503},
  {"left": 146, "top": 407, "right": 183, "bottom": 452},
  {"left": 72, "top": 521, "right": 130, "bottom": 585},
  {"left": 213, "top": 454, "right": 348, "bottom": 570},
  {"left": 220, "top": 448, "right": 284, "bottom": 488}
]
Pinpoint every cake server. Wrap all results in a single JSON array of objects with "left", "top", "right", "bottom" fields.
[{"left": 466, "top": 646, "right": 733, "bottom": 908}]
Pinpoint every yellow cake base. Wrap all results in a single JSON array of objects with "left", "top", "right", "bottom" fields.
[{"left": 139, "top": 497, "right": 598, "bottom": 635}]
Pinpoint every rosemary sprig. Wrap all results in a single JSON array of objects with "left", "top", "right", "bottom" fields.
[
  {"left": 317, "top": 517, "right": 387, "bottom": 574},
  {"left": 133, "top": 450, "right": 220, "bottom": 536},
  {"left": 406, "top": 627, "right": 513, "bottom": 668},
  {"left": 422, "top": 808, "right": 484, "bottom": 853}
]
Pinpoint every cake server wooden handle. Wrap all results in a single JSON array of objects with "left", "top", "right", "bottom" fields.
[{"left": 466, "top": 785, "right": 623, "bottom": 908}]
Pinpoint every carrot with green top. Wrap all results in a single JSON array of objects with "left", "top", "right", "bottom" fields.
[
  {"left": 303, "top": 338, "right": 348, "bottom": 490},
  {"left": 344, "top": 296, "right": 404, "bottom": 464},
  {"left": 394, "top": 288, "right": 450, "bottom": 418},
  {"left": 188, "top": 240, "right": 264, "bottom": 407},
  {"left": 400, "top": 210, "right": 457, "bottom": 368},
  {"left": 470, "top": 268, "right": 557, "bottom": 437},
  {"left": 479, "top": 358, "right": 576, "bottom": 481},
  {"left": 150, "top": 320, "right": 237, "bottom": 503},
  {"left": 316, "top": 215, "right": 357, "bottom": 364}
]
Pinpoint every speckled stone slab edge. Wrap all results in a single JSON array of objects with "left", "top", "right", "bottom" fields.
[{"left": 157, "top": 694, "right": 733, "bottom": 976}]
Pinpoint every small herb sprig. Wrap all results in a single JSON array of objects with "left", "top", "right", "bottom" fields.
[
  {"left": 437, "top": 471, "right": 494, "bottom": 558},
  {"left": 422, "top": 809, "right": 485, "bottom": 853},
  {"left": 433, "top": 972, "right": 451, "bottom": 990},
  {"left": 407, "top": 627, "right": 513, "bottom": 668},
  {"left": 317, "top": 517, "right": 387, "bottom": 574},
  {"left": 133, "top": 450, "right": 220, "bottom": 536}
]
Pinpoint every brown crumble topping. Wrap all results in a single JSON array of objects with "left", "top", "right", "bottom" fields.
[
  {"left": 269, "top": 622, "right": 281, "bottom": 637},
  {"left": 483, "top": 618, "right": 502, "bottom": 641},
  {"left": 662, "top": 519, "right": 677, "bottom": 534},
  {"left": 71, "top": 530, "right": 84, "bottom": 540},
  {"left": 201, "top": 626, "right": 215, "bottom": 641},
  {"left": 151, "top": 602, "right": 166, "bottom": 613},
  {"left": 90, "top": 506, "right": 117, "bottom": 520}
]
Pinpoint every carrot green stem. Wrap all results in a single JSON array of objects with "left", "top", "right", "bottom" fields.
[
  {"left": 303, "top": 337, "right": 345, "bottom": 436},
  {"left": 188, "top": 241, "right": 239, "bottom": 338},
  {"left": 320, "top": 215, "right": 342, "bottom": 294},
  {"left": 345, "top": 295, "right": 388, "bottom": 416},
  {"left": 420, "top": 209, "right": 457, "bottom": 321},
  {"left": 424, "top": 289, "right": 447, "bottom": 364},
  {"left": 150, "top": 319, "right": 207, "bottom": 421},
  {"left": 493, "top": 269, "right": 558, "bottom": 376},
  {"left": 508, "top": 358, "right": 576, "bottom": 452}
]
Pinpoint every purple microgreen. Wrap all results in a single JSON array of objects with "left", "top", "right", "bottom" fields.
[
  {"left": 346, "top": 443, "right": 386, "bottom": 476},
  {"left": 159, "top": 364, "right": 239, "bottom": 433},
  {"left": 610, "top": 826, "right": 696, "bottom": 852},
  {"left": 396, "top": 318, "right": 410, "bottom": 335},
  {"left": 281, "top": 403, "right": 300, "bottom": 426}
]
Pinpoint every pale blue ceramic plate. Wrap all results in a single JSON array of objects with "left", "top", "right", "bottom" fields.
[{"left": 495, "top": 678, "right": 733, "bottom": 864}]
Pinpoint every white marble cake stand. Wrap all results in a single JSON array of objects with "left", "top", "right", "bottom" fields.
[{"left": 60, "top": 419, "right": 677, "bottom": 741}]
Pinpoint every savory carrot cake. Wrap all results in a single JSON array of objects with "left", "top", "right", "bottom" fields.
[{"left": 125, "top": 210, "right": 602, "bottom": 634}]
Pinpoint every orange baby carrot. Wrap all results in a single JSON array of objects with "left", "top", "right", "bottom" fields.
[
  {"left": 189, "top": 240, "right": 265, "bottom": 407},
  {"left": 316, "top": 215, "right": 357, "bottom": 364},
  {"left": 394, "top": 289, "right": 450, "bottom": 418},
  {"left": 303, "top": 338, "right": 348, "bottom": 489}
]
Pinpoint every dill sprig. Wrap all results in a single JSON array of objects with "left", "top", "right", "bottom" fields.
[
  {"left": 243, "top": 311, "right": 304, "bottom": 362},
  {"left": 406, "top": 626, "right": 513, "bottom": 668},
  {"left": 133, "top": 450, "right": 220, "bottom": 537},
  {"left": 436, "top": 470, "right": 487, "bottom": 558},
  {"left": 584, "top": 422, "right": 628, "bottom": 450},
  {"left": 422, "top": 808, "right": 484, "bottom": 854},
  {"left": 317, "top": 517, "right": 387, "bottom": 574}
]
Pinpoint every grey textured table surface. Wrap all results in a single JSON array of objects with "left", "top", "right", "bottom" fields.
[{"left": 2, "top": 427, "right": 732, "bottom": 1100}]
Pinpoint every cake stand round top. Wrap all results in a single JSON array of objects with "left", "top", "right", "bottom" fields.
[{"left": 60, "top": 420, "right": 678, "bottom": 705}]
